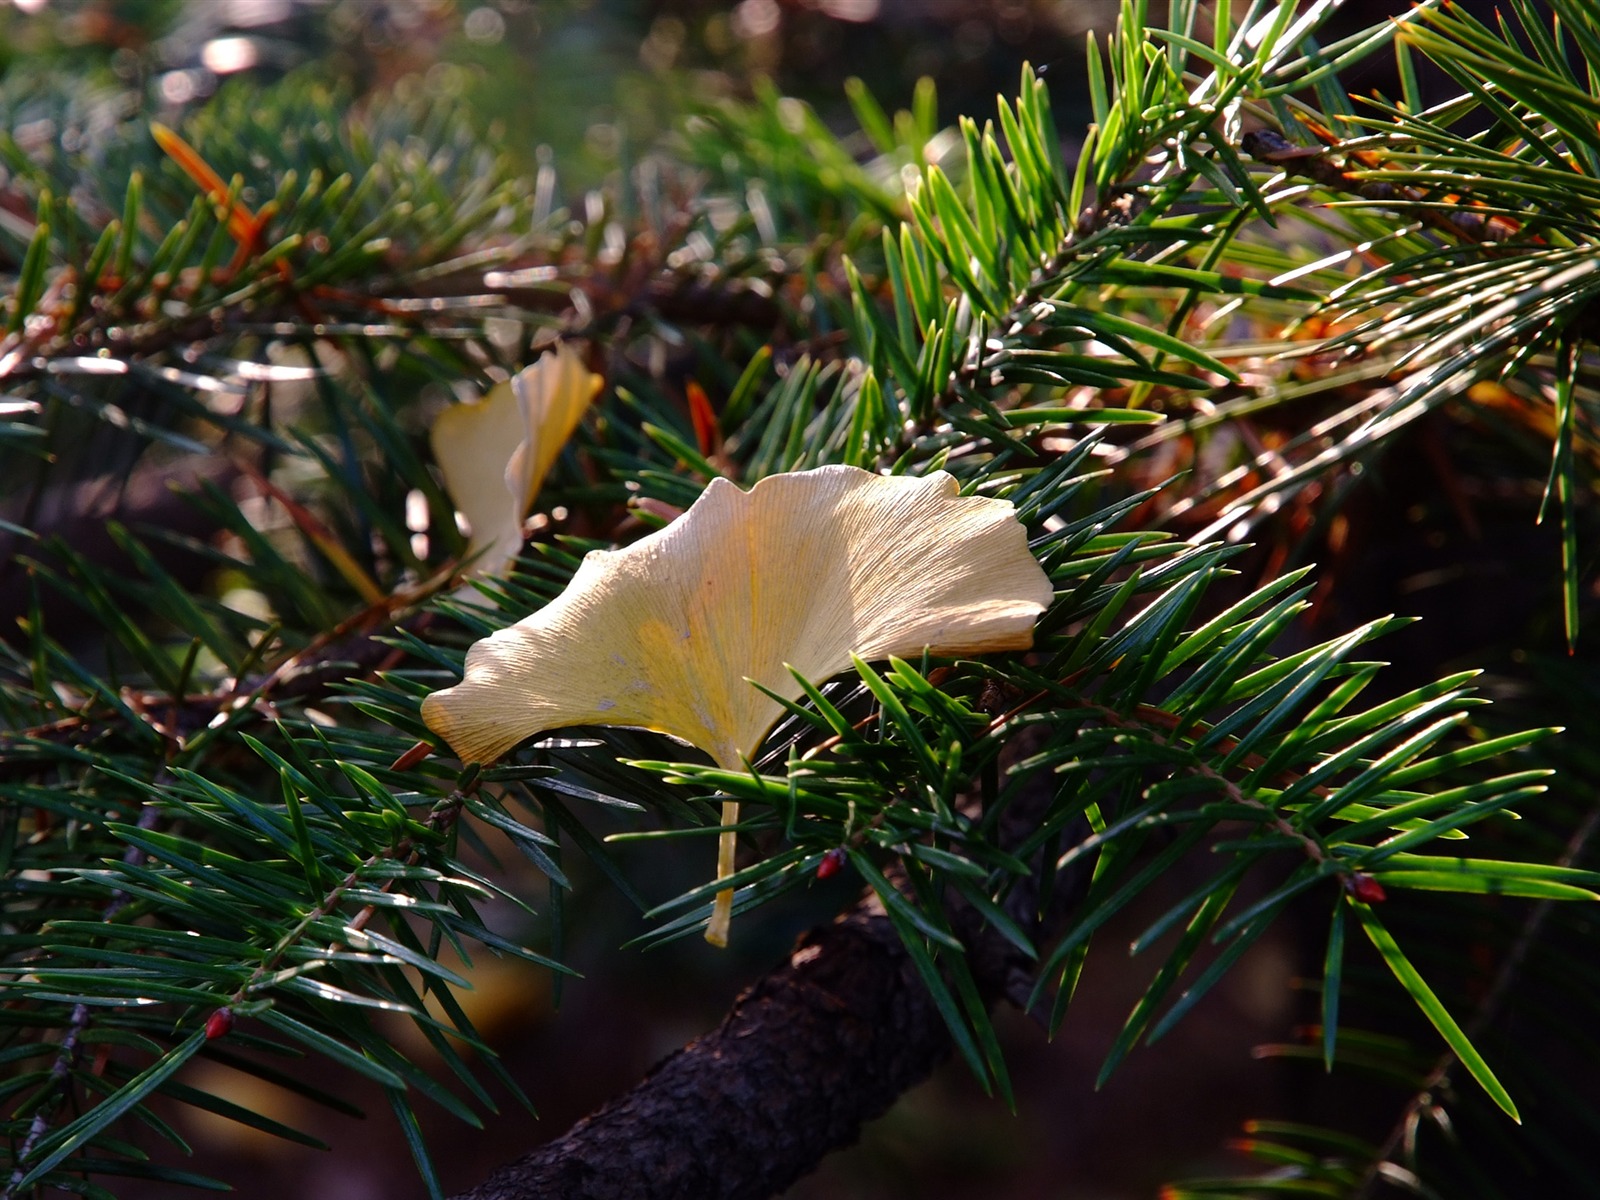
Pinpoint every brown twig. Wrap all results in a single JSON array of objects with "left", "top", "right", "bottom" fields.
[{"left": 1242, "top": 125, "right": 1533, "bottom": 247}]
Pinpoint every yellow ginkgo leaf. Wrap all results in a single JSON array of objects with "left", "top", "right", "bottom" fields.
[
  {"left": 430, "top": 342, "right": 602, "bottom": 580},
  {"left": 421, "top": 464, "right": 1054, "bottom": 944}
]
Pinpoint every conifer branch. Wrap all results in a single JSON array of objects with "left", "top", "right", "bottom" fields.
[
  {"left": 2, "top": 800, "right": 161, "bottom": 1200},
  {"left": 1353, "top": 803, "right": 1600, "bottom": 1197}
]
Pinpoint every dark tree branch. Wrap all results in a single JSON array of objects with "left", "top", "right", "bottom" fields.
[
  {"left": 449, "top": 901, "right": 950, "bottom": 1200},
  {"left": 451, "top": 729, "right": 1079, "bottom": 1200}
]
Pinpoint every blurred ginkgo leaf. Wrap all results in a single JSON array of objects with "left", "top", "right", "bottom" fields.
[{"left": 430, "top": 342, "right": 603, "bottom": 581}]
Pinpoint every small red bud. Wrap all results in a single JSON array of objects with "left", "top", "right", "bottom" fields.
[
  {"left": 1345, "top": 873, "right": 1387, "bottom": 904},
  {"left": 204, "top": 1007, "right": 234, "bottom": 1040},
  {"left": 390, "top": 739, "right": 433, "bottom": 772},
  {"left": 816, "top": 848, "right": 847, "bottom": 880}
]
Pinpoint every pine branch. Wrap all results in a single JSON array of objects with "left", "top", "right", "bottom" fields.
[
  {"left": 2, "top": 797, "right": 161, "bottom": 1200},
  {"left": 5, "top": 8, "right": 1597, "bottom": 1197},
  {"left": 0, "top": 606, "right": 429, "bottom": 779},
  {"left": 1353, "top": 803, "right": 1600, "bottom": 1196},
  {"left": 0, "top": 454, "right": 241, "bottom": 641},
  {"left": 1240, "top": 125, "right": 1532, "bottom": 247}
]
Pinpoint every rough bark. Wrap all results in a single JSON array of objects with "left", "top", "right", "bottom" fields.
[
  {"left": 450, "top": 729, "right": 1075, "bottom": 1200},
  {"left": 450, "top": 902, "right": 950, "bottom": 1200}
]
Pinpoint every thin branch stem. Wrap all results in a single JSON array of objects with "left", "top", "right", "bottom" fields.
[
  {"left": 229, "top": 787, "right": 471, "bottom": 1008},
  {"left": 2, "top": 800, "right": 162, "bottom": 1200}
]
